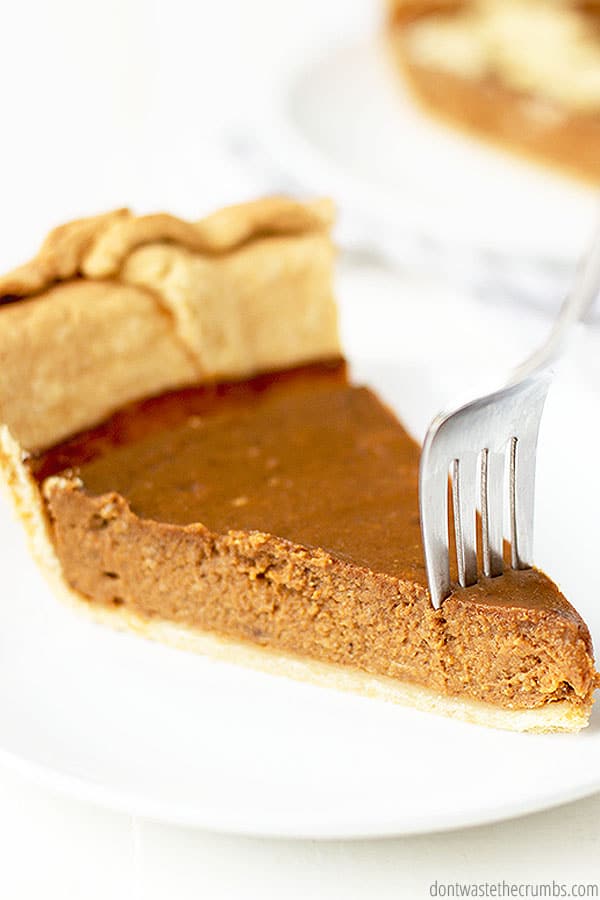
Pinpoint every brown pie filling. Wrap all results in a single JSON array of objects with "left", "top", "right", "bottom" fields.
[{"left": 31, "top": 361, "right": 597, "bottom": 712}]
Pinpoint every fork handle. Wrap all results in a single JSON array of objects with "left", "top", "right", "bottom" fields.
[{"left": 511, "top": 215, "right": 600, "bottom": 384}]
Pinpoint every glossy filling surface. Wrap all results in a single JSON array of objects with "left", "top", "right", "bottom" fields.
[{"left": 36, "top": 361, "right": 426, "bottom": 581}]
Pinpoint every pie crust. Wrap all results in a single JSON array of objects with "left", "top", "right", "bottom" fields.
[{"left": 0, "top": 198, "right": 597, "bottom": 732}]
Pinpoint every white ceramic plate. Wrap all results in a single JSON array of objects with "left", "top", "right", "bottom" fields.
[
  {"left": 1, "top": 270, "right": 599, "bottom": 838},
  {"left": 264, "top": 39, "right": 598, "bottom": 263}
]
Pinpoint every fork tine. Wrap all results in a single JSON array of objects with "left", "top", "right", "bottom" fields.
[
  {"left": 510, "top": 435, "right": 536, "bottom": 569},
  {"left": 481, "top": 448, "right": 504, "bottom": 578},
  {"left": 419, "top": 458, "right": 451, "bottom": 609},
  {"left": 451, "top": 455, "right": 478, "bottom": 588}
]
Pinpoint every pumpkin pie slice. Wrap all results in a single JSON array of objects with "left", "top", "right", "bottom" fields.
[
  {"left": 386, "top": 0, "right": 600, "bottom": 182},
  {"left": 0, "top": 199, "right": 597, "bottom": 732}
]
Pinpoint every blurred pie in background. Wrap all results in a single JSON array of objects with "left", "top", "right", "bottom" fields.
[{"left": 386, "top": 0, "right": 600, "bottom": 182}]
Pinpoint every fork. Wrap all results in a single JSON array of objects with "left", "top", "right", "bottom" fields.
[{"left": 419, "top": 224, "right": 600, "bottom": 609}]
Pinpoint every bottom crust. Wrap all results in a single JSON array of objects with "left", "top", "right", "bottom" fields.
[
  {"left": 90, "top": 604, "right": 591, "bottom": 733},
  {"left": 0, "top": 425, "right": 591, "bottom": 734}
]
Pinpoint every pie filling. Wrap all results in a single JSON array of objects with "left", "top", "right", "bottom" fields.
[{"left": 32, "top": 361, "right": 597, "bottom": 712}]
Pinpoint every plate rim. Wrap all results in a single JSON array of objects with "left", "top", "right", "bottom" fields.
[
  {"left": 1, "top": 740, "right": 599, "bottom": 837},
  {"left": 1, "top": 285, "right": 599, "bottom": 838},
  {"left": 259, "top": 36, "right": 596, "bottom": 267}
]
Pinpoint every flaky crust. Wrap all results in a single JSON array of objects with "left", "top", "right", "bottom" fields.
[
  {"left": 0, "top": 198, "right": 339, "bottom": 451},
  {"left": 0, "top": 198, "right": 335, "bottom": 299}
]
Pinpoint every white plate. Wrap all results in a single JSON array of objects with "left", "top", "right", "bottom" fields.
[
  {"left": 265, "top": 39, "right": 598, "bottom": 263},
  {"left": 1, "top": 271, "right": 599, "bottom": 838}
]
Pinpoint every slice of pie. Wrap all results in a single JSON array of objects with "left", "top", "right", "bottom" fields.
[
  {"left": 0, "top": 198, "right": 597, "bottom": 732},
  {"left": 386, "top": 0, "right": 600, "bottom": 182}
]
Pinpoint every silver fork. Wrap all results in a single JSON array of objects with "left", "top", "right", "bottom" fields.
[{"left": 419, "top": 225, "right": 600, "bottom": 609}]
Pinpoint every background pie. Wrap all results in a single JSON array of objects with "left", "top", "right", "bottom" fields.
[{"left": 386, "top": 0, "right": 600, "bottom": 182}]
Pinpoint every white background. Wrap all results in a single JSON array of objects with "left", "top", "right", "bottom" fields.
[{"left": 1, "top": 0, "right": 599, "bottom": 895}]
